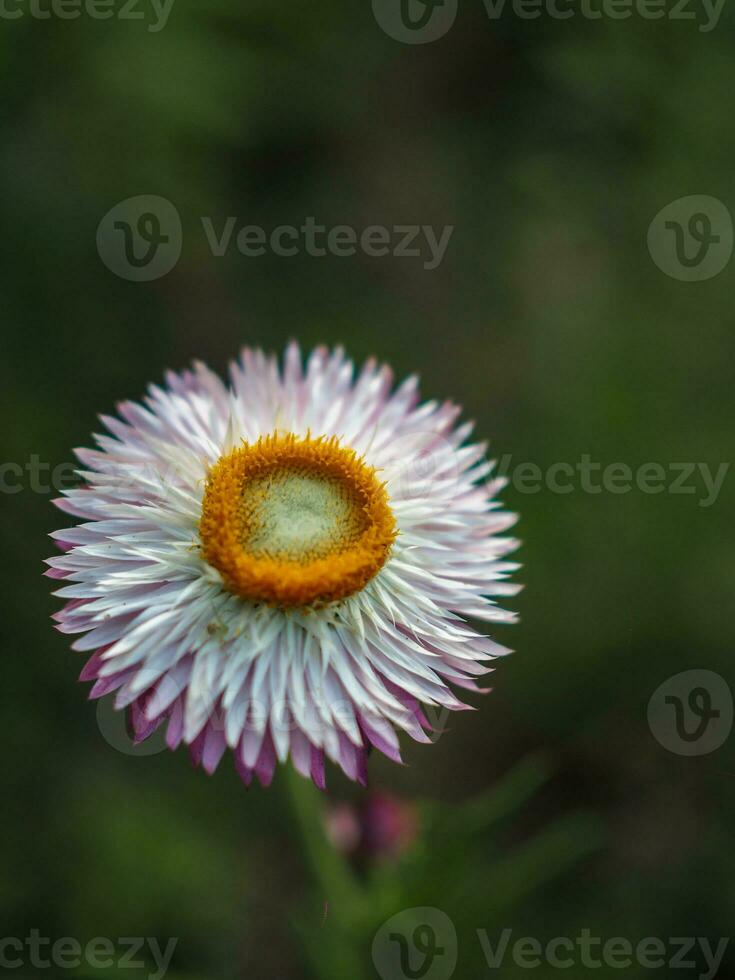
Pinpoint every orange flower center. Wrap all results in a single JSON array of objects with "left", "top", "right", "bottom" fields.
[{"left": 199, "top": 433, "right": 397, "bottom": 607}]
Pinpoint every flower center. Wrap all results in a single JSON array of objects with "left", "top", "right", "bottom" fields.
[{"left": 199, "top": 433, "right": 397, "bottom": 607}]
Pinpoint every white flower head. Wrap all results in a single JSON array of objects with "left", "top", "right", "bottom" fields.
[{"left": 48, "top": 343, "right": 520, "bottom": 788}]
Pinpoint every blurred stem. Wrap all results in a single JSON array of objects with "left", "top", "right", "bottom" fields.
[
  {"left": 285, "top": 766, "right": 366, "bottom": 914},
  {"left": 285, "top": 767, "right": 369, "bottom": 980}
]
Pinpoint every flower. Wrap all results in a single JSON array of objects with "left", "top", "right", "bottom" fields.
[
  {"left": 361, "top": 792, "right": 418, "bottom": 858},
  {"left": 47, "top": 343, "right": 520, "bottom": 789},
  {"left": 324, "top": 793, "right": 419, "bottom": 860}
]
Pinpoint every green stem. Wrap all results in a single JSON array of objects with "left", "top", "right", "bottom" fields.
[
  {"left": 285, "top": 765, "right": 365, "bottom": 912},
  {"left": 285, "top": 767, "right": 370, "bottom": 979}
]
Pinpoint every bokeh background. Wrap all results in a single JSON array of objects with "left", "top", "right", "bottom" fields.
[{"left": 2, "top": 1, "right": 734, "bottom": 977}]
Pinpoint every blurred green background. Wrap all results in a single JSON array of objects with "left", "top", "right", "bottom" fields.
[{"left": 2, "top": 1, "right": 734, "bottom": 977}]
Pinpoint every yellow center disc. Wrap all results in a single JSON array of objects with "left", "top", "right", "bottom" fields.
[{"left": 199, "top": 433, "right": 397, "bottom": 607}]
